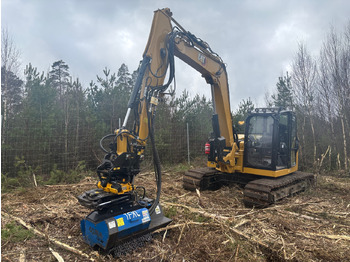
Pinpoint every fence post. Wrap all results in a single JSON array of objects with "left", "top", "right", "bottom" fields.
[{"left": 187, "top": 122, "right": 190, "bottom": 165}]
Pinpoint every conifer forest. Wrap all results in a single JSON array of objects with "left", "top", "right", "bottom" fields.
[{"left": 2, "top": 24, "right": 349, "bottom": 186}]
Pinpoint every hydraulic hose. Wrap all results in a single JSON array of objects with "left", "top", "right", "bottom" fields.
[
  {"left": 100, "top": 134, "right": 116, "bottom": 153},
  {"left": 147, "top": 105, "right": 162, "bottom": 215}
]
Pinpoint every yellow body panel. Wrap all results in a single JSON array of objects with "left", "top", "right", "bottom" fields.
[
  {"left": 114, "top": 128, "right": 146, "bottom": 155},
  {"left": 114, "top": 129, "right": 128, "bottom": 155},
  {"left": 97, "top": 181, "right": 134, "bottom": 195},
  {"left": 242, "top": 166, "right": 298, "bottom": 178},
  {"left": 208, "top": 160, "right": 298, "bottom": 178}
]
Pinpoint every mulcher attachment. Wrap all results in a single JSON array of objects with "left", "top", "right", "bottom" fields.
[{"left": 78, "top": 191, "right": 171, "bottom": 255}]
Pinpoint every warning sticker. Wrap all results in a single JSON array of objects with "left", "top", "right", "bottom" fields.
[
  {"left": 108, "top": 220, "right": 116, "bottom": 229},
  {"left": 142, "top": 216, "right": 150, "bottom": 224},
  {"left": 142, "top": 209, "right": 150, "bottom": 223},
  {"left": 155, "top": 205, "right": 161, "bottom": 214},
  {"left": 142, "top": 210, "right": 148, "bottom": 217},
  {"left": 116, "top": 217, "right": 125, "bottom": 227}
]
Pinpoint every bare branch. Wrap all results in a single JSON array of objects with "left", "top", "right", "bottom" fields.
[{"left": 1, "top": 27, "right": 21, "bottom": 75}]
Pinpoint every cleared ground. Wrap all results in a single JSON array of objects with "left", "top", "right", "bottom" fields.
[{"left": 1, "top": 164, "right": 350, "bottom": 261}]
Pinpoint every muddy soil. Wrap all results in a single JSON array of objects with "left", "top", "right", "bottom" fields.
[{"left": 1, "top": 167, "right": 350, "bottom": 261}]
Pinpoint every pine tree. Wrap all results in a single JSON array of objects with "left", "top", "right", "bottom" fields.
[
  {"left": 48, "top": 60, "right": 72, "bottom": 170},
  {"left": 271, "top": 72, "right": 293, "bottom": 109},
  {"left": 116, "top": 63, "right": 132, "bottom": 91},
  {"left": 48, "top": 60, "right": 70, "bottom": 100}
]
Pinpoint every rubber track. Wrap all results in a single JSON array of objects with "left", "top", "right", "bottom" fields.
[
  {"left": 183, "top": 168, "right": 315, "bottom": 207},
  {"left": 183, "top": 167, "right": 221, "bottom": 191},
  {"left": 243, "top": 171, "right": 316, "bottom": 207}
]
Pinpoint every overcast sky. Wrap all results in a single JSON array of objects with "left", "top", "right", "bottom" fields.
[{"left": 2, "top": 0, "right": 350, "bottom": 111}]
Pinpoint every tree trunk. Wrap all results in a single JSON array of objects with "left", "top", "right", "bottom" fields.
[
  {"left": 2, "top": 70, "right": 8, "bottom": 145},
  {"left": 64, "top": 101, "right": 69, "bottom": 171},
  {"left": 329, "top": 146, "right": 332, "bottom": 170},
  {"left": 300, "top": 115, "right": 306, "bottom": 168},
  {"left": 340, "top": 115, "right": 348, "bottom": 170},
  {"left": 309, "top": 114, "right": 317, "bottom": 166},
  {"left": 75, "top": 101, "right": 80, "bottom": 163}
]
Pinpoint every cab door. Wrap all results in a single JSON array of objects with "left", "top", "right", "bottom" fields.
[
  {"left": 244, "top": 110, "right": 298, "bottom": 171},
  {"left": 244, "top": 114, "right": 275, "bottom": 170},
  {"left": 277, "top": 112, "right": 298, "bottom": 169}
]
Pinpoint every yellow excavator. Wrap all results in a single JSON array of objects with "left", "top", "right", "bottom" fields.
[{"left": 77, "top": 8, "right": 315, "bottom": 255}]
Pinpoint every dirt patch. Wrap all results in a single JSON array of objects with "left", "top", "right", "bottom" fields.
[{"left": 2, "top": 171, "right": 350, "bottom": 261}]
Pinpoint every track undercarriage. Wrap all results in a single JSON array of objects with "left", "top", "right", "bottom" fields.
[{"left": 183, "top": 168, "right": 315, "bottom": 207}]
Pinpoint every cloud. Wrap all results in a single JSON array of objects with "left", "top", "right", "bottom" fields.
[{"left": 2, "top": 0, "right": 350, "bottom": 111}]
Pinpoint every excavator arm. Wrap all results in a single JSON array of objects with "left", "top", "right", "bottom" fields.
[
  {"left": 125, "top": 8, "right": 233, "bottom": 146},
  {"left": 77, "top": 9, "right": 238, "bottom": 253},
  {"left": 100, "top": 8, "right": 238, "bottom": 195}
]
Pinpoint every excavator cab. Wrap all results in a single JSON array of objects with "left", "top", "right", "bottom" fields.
[{"left": 244, "top": 108, "right": 298, "bottom": 171}]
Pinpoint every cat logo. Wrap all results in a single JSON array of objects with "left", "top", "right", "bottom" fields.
[{"left": 198, "top": 53, "right": 206, "bottom": 65}]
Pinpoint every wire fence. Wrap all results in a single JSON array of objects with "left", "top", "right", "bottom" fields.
[{"left": 1, "top": 119, "right": 210, "bottom": 177}]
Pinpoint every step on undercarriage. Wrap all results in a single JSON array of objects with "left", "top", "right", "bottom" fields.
[{"left": 183, "top": 168, "right": 316, "bottom": 207}]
